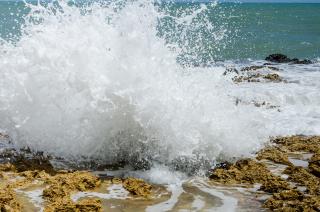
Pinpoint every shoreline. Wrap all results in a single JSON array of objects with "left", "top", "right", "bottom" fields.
[{"left": 1, "top": 135, "right": 319, "bottom": 211}]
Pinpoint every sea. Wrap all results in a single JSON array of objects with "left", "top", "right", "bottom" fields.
[{"left": 0, "top": 0, "right": 320, "bottom": 180}]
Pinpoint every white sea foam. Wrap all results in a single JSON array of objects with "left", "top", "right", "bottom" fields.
[{"left": 0, "top": 0, "right": 320, "bottom": 175}]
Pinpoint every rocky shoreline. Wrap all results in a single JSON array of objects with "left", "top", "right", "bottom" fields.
[
  {"left": 1, "top": 135, "right": 319, "bottom": 211},
  {"left": 210, "top": 136, "right": 320, "bottom": 211}
]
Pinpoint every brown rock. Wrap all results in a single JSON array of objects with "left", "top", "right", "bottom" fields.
[
  {"left": 0, "top": 187, "right": 21, "bottom": 212},
  {"left": 123, "top": 178, "right": 152, "bottom": 197},
  {"left": 257, "top": 147, "right": 292, "bottom": 166},
  {"left": 309, "top": 153, "right": 320, "bottom": 177}
]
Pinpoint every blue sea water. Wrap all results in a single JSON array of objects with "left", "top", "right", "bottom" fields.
[{"left": 1, "top": 1, "right": 320, "bottom": 62}]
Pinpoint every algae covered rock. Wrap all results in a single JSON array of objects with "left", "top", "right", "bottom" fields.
[
  {"left": 283, "top": 166, "right": 320, "bottom": 195},
  {"left": 309, "top": 153, "right": 320, "bottom": 177},
  {"left": 210, "top": 159, "right": 284, "bottom": 185},
  {"left": 0, "top": 163, "right": 16, "bottom": 172},
  {"left": 0, "top": 187, "right": 21, "bottom": 212},
  {"left": 272, "top": 136, "right": 320, "bottom": 153},
  {"left": 43, "top": 171, "right": 101, "bottom": 202},
  {"left": 45, "top": 198, "right": 102, "bottom": 212},
  {"left": 259, "top": 179, "right": 290, "bottom": 193},
  {"left": 256, "top": 147, "right": 292, "bottom": 166},
  {"left": 123, "top": 177, "right": 152, "bottom": 197}
]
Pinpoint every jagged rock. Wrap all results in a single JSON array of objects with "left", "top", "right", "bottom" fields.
[
  {"left": 0, "top": 187, "right": 21, "bottom": 212},
  {"left": 256, "top": 147, "right": 292, "bottom": 166},
  {"left": 122, "top": 178, "right": 152, "bottom": 197},
  {"left": 309, "top": 153, "right": 320, "bottom": 177},
  {"left": 44, "top": 198, "right": 102, "bottom": 212},
  {"left": 43, "top": 171, "right": 101, "bottom": 202},
  {"left": 210, "top": 159, "right": 285, "bottom": 185},
  {"left": 272, "top": 136, "right": 320, "bottom": 153},
  {"left": 283, "top": 166, "right": 320, "bottom": 195}
]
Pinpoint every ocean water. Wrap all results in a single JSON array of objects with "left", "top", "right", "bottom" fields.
[{"left": 0, "top": 0, "right": 320, "bottom": 179}]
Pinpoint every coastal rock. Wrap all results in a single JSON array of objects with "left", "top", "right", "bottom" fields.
[
  {"left": 263, "top": 73, "right": 282, "bottom": 82},
  {"left": 123, "top": 177, "right": 152, "bottom": 197},
  {"left": 256, "top": 147, "right": 292, "bottom": 166},
  {"left": 210, "top": 159, "right": 285, "bottom": 185},
  {"left": 0, "top": 187, "right": 21, "bottom": 212},
  {"left": 0, "top": 163, "right": 16, "bottom": 172},
  {"left": 309, "top": 153, "right": 320, "bottom": 177},
  {"left": 43, "top": 171, "right": 101, "bottom": 201},
  {"left": 272, "top": 135, "right": 320, "bottom": 153},
  {"left": 265, "top": 54, "right": 313, "bottom": 64},
  {"left": 283, "top": 166, "right": 320, "bottom": 195},
  {"left": 44, "top": 198, "right": 102, "bottom": 212},
  {"left": 232, "top": 73, "right": 283, "bottom": 83},
  {"left": 265, "top": 54, "right": 292, "bottom": 63}
]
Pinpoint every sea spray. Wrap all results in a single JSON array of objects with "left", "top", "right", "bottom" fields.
[{"left": 0, "top": 0, "right": 320, "bottom": 174}]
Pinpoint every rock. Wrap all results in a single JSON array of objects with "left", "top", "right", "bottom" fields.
[
  {"left": 232, "top": 72, "right": 283, "bottom": 83},
  {"left": 223, "top": 67, "right": 239, "bottom": 75},
  {"left": 0, "top": 163, "right": 16, "bottom": 172},
  {"left": 240, "top": 65, "right": 264, "bottom": 72},
  {"left": 43, "top": 171, "right": 101, "bottom": 202},
  {"left": 0, "top": 187, "right": 21, "bottom": 212},
  {"left": 308, "top": 153, "right": 320, "bottom": 177},
  {"left": 44, "top": 198, "right": 102, "bottom": 212},
  {"left": 272, "top": 135, "right": 320, "bottom": 153},
  {"left": 283, "top": 166, "right": 320, "bottom": 195},
  {"left": 291, "top": 58, "right": 313, "bottom": 64},
  {"left": 211, "top": 135, "right": 320, "bottom": 211},
  {"left": 263, "top": 189, "right": 305, "bottom": 211},
  {"left": 210, "top": 159, "right": 286, "bottom": 185},
  {"left": 256, "top": 147, "right": 292, "bottom": 166},
  {"left": 265, "top": 54, "right": 313, "bottom": 64},
  {"left": 266, "top": 54, "right": 292, "bottom": 63},
  {"left": 259, "top": 179, "right": 290, "bottom": 193},
  {"left": 75, "top": 199, "right": 102, "bottom": 212},
  {"left": 263, "top": 73, "right": 282, "bottom": 82},
  {"left": 122, "top": 178, "right": 152, "bottom": 198}
]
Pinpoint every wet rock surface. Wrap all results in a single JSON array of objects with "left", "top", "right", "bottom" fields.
[
  {"left": 210, "top": 135, "right": 320, "bottom": 211},
  {"left": 122, "top": 178, "right": 152, "bottom": 198},
  {"left": 223, "top": 65, "right": 284, "bottom": 83},
  {"left": 1, "top": 135, "right": 320, "bottom": 211},
  {"left": 0, "top": 187, "right": 21, "bottom": 211}
]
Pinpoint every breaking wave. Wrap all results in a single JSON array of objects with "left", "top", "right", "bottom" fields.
[{"left": 0, "top": 0, "right": 319, "bottom": 173}]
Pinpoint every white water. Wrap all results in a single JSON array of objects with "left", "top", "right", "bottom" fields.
[{"left": 0, "top": 0, "right": 320, "bottom": 175}]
